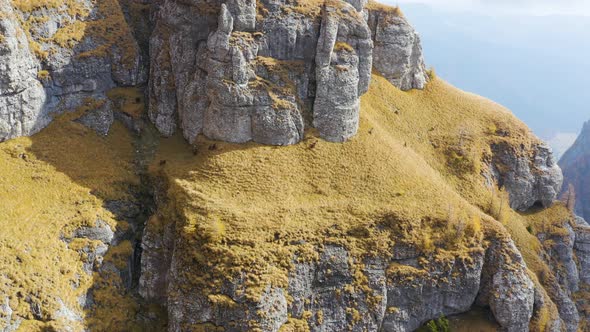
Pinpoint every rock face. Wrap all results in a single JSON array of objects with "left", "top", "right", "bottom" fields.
[
  {"left": 149, "top": 0, "right": 375, "bottom": 145},
  {"left": 139, "top": 180, "right": 537, "bottom": 332},
  {"left": 536, "top": 222, "right": 581, "bottom": 332},
  {"left": 312, "top": 2, "right": 372, "bottom": 142},
  {"left": 560, "top": 120, "right": 590, "bottom": 220},
  {"left": 2, "top": 0, "right": 429, "bottom": 146},
  {"left": 475, "top": 239, "right": 535, "bottom": 332},
  {"left": 0, "top": 0, "right": 46, "bottom": 141},
  {"left": 575, "top": 223, "right": 590, "bottom": 286},
  {"left": 367, "top": 5, "right": 429, "bottom": 90},
  {"left": 0, "top": 0, "right": 146, "bottom": 142},
  {"left": 148, "top": 0, "right": 430, "bottom": 145},
  {"left": 489, "top": 141, "right": 563, "bottom": 211}
]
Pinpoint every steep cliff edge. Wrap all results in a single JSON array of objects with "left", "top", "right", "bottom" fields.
[
  {"left": 137, "top": 75, "right": 569, "bottom": 332},
  {"left": 0, "top": 0, "right": 586, "bottom": 331},
  {"left": 560, "top": 120, "right": 590, "bottom": 221}
]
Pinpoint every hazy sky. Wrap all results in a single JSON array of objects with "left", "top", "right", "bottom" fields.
[
  {"left": 382, "top": 0, "right": 590, "bottom": 157},
  {"left": 389, "top": 0, "right": 590, "bottom": 15}
]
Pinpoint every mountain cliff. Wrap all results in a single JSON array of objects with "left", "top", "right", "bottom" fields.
[
  {"left": 0, "top": 0, "right": 589, "bottom": 332},
  {"left": 560, "top": 121, "right": 590, "bottom": 222}
]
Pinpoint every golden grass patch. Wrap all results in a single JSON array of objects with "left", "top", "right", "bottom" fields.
[{"left": 0, "top": 113, "right": 138, "bottom": 329}]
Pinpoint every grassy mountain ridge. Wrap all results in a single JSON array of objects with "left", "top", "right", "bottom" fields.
[{"left": 146, "top": 74, "right": 569, "bottom": 330}]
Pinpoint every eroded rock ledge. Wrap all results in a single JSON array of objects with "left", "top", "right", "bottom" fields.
[{"left": 139, "top": 175, "right": 539, "bottom": 332}]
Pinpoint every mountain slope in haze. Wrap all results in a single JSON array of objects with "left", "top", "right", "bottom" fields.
[
  {"left": 399, "top": 4, "right": 590, "bottom": 150},
  {"left": 560, "top": 121, "right": 590, "bottom": 221}
]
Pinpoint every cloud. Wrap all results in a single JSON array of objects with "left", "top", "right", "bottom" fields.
[{"left": 388, "top": 0, "right": 590, "bottom": 15}]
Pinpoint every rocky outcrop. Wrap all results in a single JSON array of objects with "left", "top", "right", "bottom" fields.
[
  {"left": 75, "top": 100, "right": 115, "bottom": 136},
  {"left": 2, "top": 0, "right": 429, "bottom": 146},
  {"left": 536, "top": 222, "right": 581, "bottom": 332},
  {"left": 138, "top": 214, "right": 175, "bottom": 304},
  {"left": 146, "top": 240, "right": 536, "bottom": 332},
  {"left": 163, "top": 245, "right": 486, "bottom": 332},
  {"left": 475, "top": 238, "right": 535, "bottom": 332},
  {"left": 149, "top": 0, "right": 374, "bottom": 145},
  {"left": 312, "top": 2, "right": 372, "bottom": 142},
  {"left": 488, "top": 141, "right": 563, "bottom": 211},
  {"left": 574, "top": 222, "right": 590, "bottom": 285},
  {"left": 560, "top": 120, "right": 590, "bottom": 221},
  {"left": 0, "top": 0, "right": 146, "bottom": 142},
  {"left": 0, "top": 0, "right": 46, "bottom": 141},
  {"left": 573, "top": 223, "right": 590, "bottom": 326},
  {"left": 139, "top": 183, "right": 537, "bottom": 332},
  {"left": 0, "top": 297, "right": 18, "bottom": 332},
  {"left": 367, "top": 5, "right": 429, "bottom": 91},
  {"left": 201, "top": 5, "right": 306, "bottom": 145},
  {"left": 148, "top": 0, "right": 432, "bottom": 146}
]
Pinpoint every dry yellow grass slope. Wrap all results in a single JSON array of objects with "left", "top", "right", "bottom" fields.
[
  {"left": 147, "top": 77, "right": 497, "bottom": 302},
  {"left": 0, "top": 114, "right": 139, "bottom": 331},
  {"left": 0, "top": 73, "right": 568, "bottom": 330},
  {"left": 149, "top": 74, "right": 564, "bottom": 329}
]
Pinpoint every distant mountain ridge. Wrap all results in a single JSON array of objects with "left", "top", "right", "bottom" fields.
[{"left": 560, "top": 120, "right": 590, "bottom": 220}]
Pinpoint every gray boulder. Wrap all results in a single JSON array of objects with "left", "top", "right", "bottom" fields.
[{"left": 72, "top": 219, "right": 115, "bottom": 245}]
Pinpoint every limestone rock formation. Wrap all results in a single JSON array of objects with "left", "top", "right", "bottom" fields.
[
  {"left": 139, "top": 202, "right": 538, "bottom": 332},
  {"left": 75, "top": 100, "right": 115, "bottom": 136},
  {"left": 2, "top": 0, "right": 588, "bottom": 331},
  {"left": 0, "top": 0, "right": 46, "bottom": 141},
  {"left": 367, "top": 4, "right": 429, "bottom": 90},
  {"left": 536, "top": 222, "right": 581, "bottom": 332},
  {"left": 560, "top": 120, "right": 590, "bottom": 220},
  {"left": 488, "top": 141, "right": 563, "bottom": 211},
  {"left": 575, "top": 224, "right": 590, "bottom": 285},
  {"left": 1, "top": 0, "right": 429, "bottom": 146},
  {"left": 149, "top": 0, "right": 375, "bottom": 145},
  {"left": 312, "top": 1, "right": 372, "bottom": 142},
  {"left": 0, "top": 0, "right": 145, "bottom": 142},
  {"left": 147, "top": 0, "right": 430, "bottom": 145}
]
